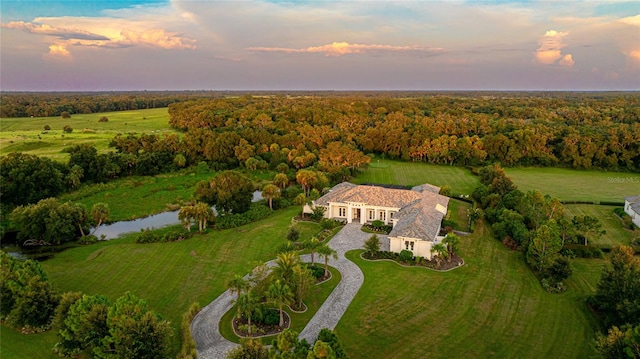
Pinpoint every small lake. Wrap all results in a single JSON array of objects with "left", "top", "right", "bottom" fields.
[{"left": 93, "top": 191, "right": 264, "bottom": 240}]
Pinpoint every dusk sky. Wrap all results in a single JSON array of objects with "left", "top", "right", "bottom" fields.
[{"left": 1, "top": 0, "right": 639, "bottom": 91}]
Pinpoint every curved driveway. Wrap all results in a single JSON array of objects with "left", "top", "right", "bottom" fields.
[{"left": 191, "top": 223, "right": 381, "bottom": 358}]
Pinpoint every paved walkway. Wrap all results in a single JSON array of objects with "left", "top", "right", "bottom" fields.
[{"left": 191, "top": 223, "right": 381, "bottom": 358}]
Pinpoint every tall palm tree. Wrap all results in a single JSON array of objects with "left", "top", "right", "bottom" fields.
[
  {"left": 227, "top": 275, "right": 250, "bottom": 318},
  {"left": 90, "top": 203, "right": 110, "bottom": 235},
  {"left": 316, "top": 244, "right": 338, "bottom": 278},
  {"left": 294, "top": 193, "right": 307, "bottom": 219},
  {"left": 291, "top": 264, "right": 314, "bottom": 309},
  {"left": 194, "top": 202, "right": 214, "bottom": 232},
  {"left": 443, "top": 233, "right": 460, "bottom": 263},
  {"left": 236, "top": 291, "right": 261, "bottom": 337},
  {"left": 178, "top": 205, "right": 195, "bottom": 232},
  {"left": 273, "top": 252, "right": 300, "bottom": 283},
  {"left": 267, "top": 280, "right": 293, "bottom": 327},
  {"left": 273, "top": 173, "right": 289, "bottom": 190},
  {"left": 261, "top": 184, "right": 280, "bottom": 210},
  {"left": 304, "top": 237, "right": 322, "bottom": 266}
]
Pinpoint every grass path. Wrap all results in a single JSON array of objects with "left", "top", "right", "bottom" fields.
[
  {"left": 355, "top": 159, "right": 479, "bottom": 195},
  {"left": 505, "top": 167, "right": 640, "bottom": 203},
  {"left": 336, "top": 221, "right": 601, "bottom": 359}
]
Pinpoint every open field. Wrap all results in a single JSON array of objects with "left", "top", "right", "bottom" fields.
[
  {"left": 337, "top": 222, "right": 601, "bottom": 359},
  {"left": 38, "top": 207, "right": 299, "bottom": 355},
  {"left": 354, "top": 159, "right": 480, "bottom": 195},
  {"left": 505, "top": 167, "right": 640, "bottom": 203},
  {"left": 0, "top": 108, "right": 176, "bottom": 161},
  {"left": 563, "top": 204, "right": 639, "bottom": 248}
]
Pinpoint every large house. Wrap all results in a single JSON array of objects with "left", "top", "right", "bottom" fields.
[
  {"left": 624, "top": 195, "right": 640, "bottom": 228},
  {"left": 304, "top": 182, "right": 450, "bottom": 259}
]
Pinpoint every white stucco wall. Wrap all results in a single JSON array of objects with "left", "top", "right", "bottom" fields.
[
  {"left": 389, "top": 236, "right": 433, "bottom": 260},
  {"left": 625, "top": 200, "right": 640, "bottom": 228}
]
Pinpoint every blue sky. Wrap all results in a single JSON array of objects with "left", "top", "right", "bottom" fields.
[{"left": 1, "top": 0, "right": 638, "bottom": 91}]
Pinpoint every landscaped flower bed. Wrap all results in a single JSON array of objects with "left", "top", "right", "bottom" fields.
[{"left": 362, "top": 250, "right": 464, "bottom": 271}]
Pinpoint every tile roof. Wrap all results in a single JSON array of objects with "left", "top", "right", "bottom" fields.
[{"left": 315, "top": 182, "right": 450, "bottom": 241}]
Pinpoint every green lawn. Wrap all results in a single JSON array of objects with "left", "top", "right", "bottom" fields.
[
  {"left": 0, "top": 326, "right": 58, "bottom": 359},
  {"left": 354, "top": 159, "right": 479, "bottom": 195},
  {"left": 336, "top": 221, "right": 601, "bottom": 359},
  {"left": 36, "top": 207, "right": 299, "bottom": 356},
  {"left": 58, "top": 169, "right": 275, "bottom": 222},
  {"left": 563, "top": 205, "right": 639, "bottom": 248},
  {"left": 505, "top": 167, "right": 640, "bottom": 203},
  {"left": 447, "top": 199, "right": 473, "bottom": 232},
  {"left": 0, "top": 108, "right": 177, "bottom": 162}
]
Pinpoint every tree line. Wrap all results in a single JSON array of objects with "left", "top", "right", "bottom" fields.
[{"left": 168, "top": 93, "right": 640, "bottom": 171}]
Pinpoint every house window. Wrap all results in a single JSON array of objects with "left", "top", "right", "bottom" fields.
[
  {"left": 405, "top": 241, "right": 409, "bottom": 250},
  {"left": 379, "top": 211, "right": 386, "bottom": 221},
  {"left": 368, "top": 210, "right": 375, "bottom": 220},
  {"left": 339, "top": 208, "right": 346, "bottom": 217},
  {"left": 390, "top": 212, "right": 395, "bottom": 219},
  {"left": 405, "top": 241, "right": 414, "bottom": 251},
  {"left": 410, "top": 242, "right": 414, "bottom": 251}
]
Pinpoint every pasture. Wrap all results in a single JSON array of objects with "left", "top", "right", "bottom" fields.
[
  {"left": 505, "top": 167, "right": 640, "bottom": 203},
  {"left": 563, "top": 204, "right": 639, "bottom": 248},
  {"left": 0, "top": 108, "right": 175, "bottom": 161},
  {"left": 336, "top": 222, "right": 602, "bottom": 359},
  {"left": 354, "top": 159, "right": 480, "bottom": 195}
]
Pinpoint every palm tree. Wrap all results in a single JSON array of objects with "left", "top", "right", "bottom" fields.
[
  {"left": 294, "top": 193, "right": 307, "bottom": 219},
  {"left": 194, "top": 202, "right": 214, "bottom": 232},
  {"left": 90, "top": 203, "right": 110, "bottom": 235},
  {"left": 236, "top": 291, "right": 261, "bottom": 337},
  {"left": 267, "top": 280, "right": 293, "bottom": 327},
  {"left": 261, "top": 184, "right": 280, "bottom": 210},
  {"left": 178, "top": 205, "right": 195, "bottom": 232},
  {"left": 316, "top": 244, "right": 338, "bottom": 278},
  {"left": 273, "top": 173, "right": 289, "bottom": 190},
  {"left": 273, "top": 252, "right": 300, "bottom": 283},
  {"left": 291, "top": 264, "right": 314, "bottom": 309},
  {"left": 304, "top": 237, "right": 322, "bottom": 266},
  {"left": 431, "top": 243, "right": 448, "bottom": 269},
  {"left": 442, "top": 233, "right": 460, "bottom": 263},
  {"left": 227, "top": 275, "right": 250, "bottom": 318}
]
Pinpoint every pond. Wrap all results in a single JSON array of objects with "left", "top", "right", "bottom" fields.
[
  {"left": 3, "top": 191, "right": 265, "bottom": 260},
  {"left": 93, "top": 190, "right": 264, "bottom": 240}
]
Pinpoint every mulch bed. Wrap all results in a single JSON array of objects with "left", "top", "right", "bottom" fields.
[{"left": 233, "top": 310, "right": 290, "bottom": 338}]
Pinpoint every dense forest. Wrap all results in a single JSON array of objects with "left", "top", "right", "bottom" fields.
[{"left": 168, "top": 93, "right": 640, "bottom": 171}]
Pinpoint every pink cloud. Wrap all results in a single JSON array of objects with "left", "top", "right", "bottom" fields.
[
  {"left": 2, "top": 21, "right": 109, "bottom": 40},
  {"left": 247, "top": 41, "right": 442, "bottom": 57},
  {"left": 535, "top": 30, "right": 574, "bottom": 67}
]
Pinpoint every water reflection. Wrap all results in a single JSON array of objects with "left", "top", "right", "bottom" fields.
[{"left": 93, "top": 191, "right": 264, "bottom": 240}]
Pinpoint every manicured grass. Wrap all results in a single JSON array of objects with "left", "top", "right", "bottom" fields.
[
  {"left": 0, "top": 325, "right": 58, "bottom": 359},
  {"left": 505, "top": 167, "right": 640, "bottom": 203},
  {"left": 39, "top": 207, "right": 299, "bottom": 355},
  {"left": 219, "top": 266, "right": 341, "bottom": 345},
  {"left": 0, "top": 108, "right": 177, "bottom": 162},
  {"left": 563, "top": 205, "right": 639, "bottom": 248},
  {"left": 447, "top": 199, "right": 473, "bottom": 232},
  {"left": 336, "top": 221, "right": 601, "bottom": 359},
  {"left": 354, "top": 159, "right": 479, "bottom": 195}
]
